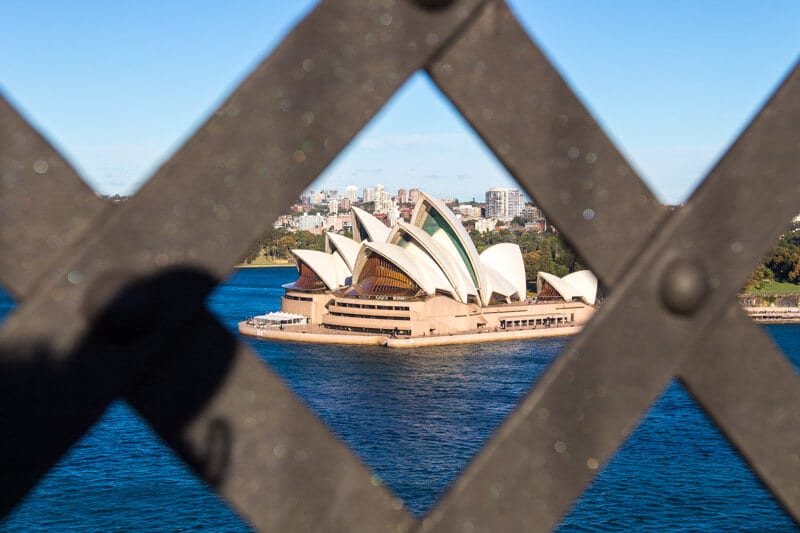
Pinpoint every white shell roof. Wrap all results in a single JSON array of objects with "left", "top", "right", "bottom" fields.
[
  {"left": 411, "top": 192, "right": 490, "bottom": 305},
  {"left": 480, "top": 243, "right": 527, "bottom": 299},
  {"left": 537, "top": 270, "right": 598, "bottom": 305},
  {"left": 388, "top": 221, "right": 477, "bottom": 303},
  {"left": 562, "top": 270, "right": 599, "bottom": 305},
  {"left": 289, "top": 249, "right": 350, "bottom": 290},
  {"left": 353, "top": 241, "right": 455, "bottom": 298},
  {"left": 483, "top": 263, "right": 519, "bottom": 302},
  {"left": 284, "top": 191, "right": 551, "bottom": 309},
  {"left": 325, "top": 232, "right": 361, "bottom": 273},
  {"left": 351, "top": 205, "right": 390, "bottom": 242}
]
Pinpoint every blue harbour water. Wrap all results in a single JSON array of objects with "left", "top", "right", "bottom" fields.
[{"left": 1, "top": 267, "right": 799, "bottom": 531}]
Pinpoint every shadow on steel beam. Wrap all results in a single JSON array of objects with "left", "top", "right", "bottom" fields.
[{"left": 0, "top": 268, "right": 236, "bottom": 516}]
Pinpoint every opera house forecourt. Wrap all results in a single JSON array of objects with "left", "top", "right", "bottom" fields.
[{"left": 238, "top": 192, "right": 598, "bottom": 348}]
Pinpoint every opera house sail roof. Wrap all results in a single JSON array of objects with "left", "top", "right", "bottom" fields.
[
  {"left": 536, "top": 270, "right": 598, "bottom": 305},
  {"left": 351, "top": 205, "right": 390, "bottom": 243},
  {"left": 241, "top": 191, "right": 600, "bottom": 346},
  {"left": 283, "top": 191, "right": 597, "bottom": 310}
]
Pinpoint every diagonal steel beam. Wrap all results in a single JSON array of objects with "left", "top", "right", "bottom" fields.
[
  {"left": 425, "top": 1, "right": 800, "bottom": 529},
  {"left": 0, "top": 96, "right": 108, "bottom": 300},
  {"left": 429, "top": 1, "right": 668, "bottom": 290},
  {"left": 0, "top": 0, "right": 492, "bottom": 529},
  {"left": 680, "top": 306, "right": 800, "bottom": 514}
]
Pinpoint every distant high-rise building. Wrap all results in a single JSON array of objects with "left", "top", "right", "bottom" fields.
[
  {"left": 328, "top": 199, "right": 339, "bottom": 215},
  {"left": 387, "top": 205, "right": 401, "bottom": 226},
  {"left": 374, "top": 184, "right": 385, "bottom": 213},
  {"left": 457, "top": 204, "right": 481, "bottom": 218},
  {"left": 340, "top": 197, "right": 352, "bottom": 211},
  {"left": 374, "top": 184, "right": 393, "bottom": 214},
  {"left": 363, "top": 187, "right": 375, "bottom": 203},
  {"left": 485, "top": 187, "right": 524, "bottom": 221},
  {"left": 346, "top": 185, "right": 359, "bottom": 202},
  {"left": 523, "top": 204, "right": 543, "bottom": 222},
  {"left": 397, "top": 188, "right": 408, "bottom": 204},
  {"left": 409, "top": 188, "right": 421, "bottom": 203}
]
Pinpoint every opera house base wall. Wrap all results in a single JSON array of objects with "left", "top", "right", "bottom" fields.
[
  {"left": 239, "top": 293, "right": 596, "bottom": 348},
  {"left": 384, "top": 325, "right": 583, "bottom": 347},
  {"left": 321, "top": 295, "right": 593, "bottom": 337},
  {"left": 281, "top": 291, "right": 331, "bottom": 324},
  {"left": 238, "top": 322, "right": 387, "bottom": 345}
]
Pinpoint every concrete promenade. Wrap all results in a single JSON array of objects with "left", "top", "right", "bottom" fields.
[
  {"left": 238, "top": 321, "right": 584, "bottom": 348},
  {"left": 745, "top": 307, "right": 800, "bottom": 324}
]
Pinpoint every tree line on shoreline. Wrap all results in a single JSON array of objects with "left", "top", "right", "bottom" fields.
[
  {"left": 244, "top": 221, "right": 800, "bottom": 294},
  {"left": 745, "top": 222, "right": 800, "bottom": 291}
]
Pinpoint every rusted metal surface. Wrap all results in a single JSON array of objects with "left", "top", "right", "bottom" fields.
[{"left": 1, "top": 0, "right": 799, "bottom": 531}]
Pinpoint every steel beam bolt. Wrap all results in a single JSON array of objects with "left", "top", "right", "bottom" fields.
[{"left": 660, "top": 258, "right": 710, "bottom": 315}]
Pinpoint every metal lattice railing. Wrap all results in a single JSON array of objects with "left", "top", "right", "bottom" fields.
[{"left": 2, "top": 1, "right": 800, "bottom": 530}]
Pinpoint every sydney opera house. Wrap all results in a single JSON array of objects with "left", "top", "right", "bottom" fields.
[{"left": 240, "top": 192, "right": 597, "bottom": 346}]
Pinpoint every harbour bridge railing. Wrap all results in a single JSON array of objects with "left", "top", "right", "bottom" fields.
[{"left": 2, "top": 1, "right": 800, "bottom": 530}]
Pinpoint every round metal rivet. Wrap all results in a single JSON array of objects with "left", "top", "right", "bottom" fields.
[{"left": 660, "top": 258, "right": 709, "bottom": 315}]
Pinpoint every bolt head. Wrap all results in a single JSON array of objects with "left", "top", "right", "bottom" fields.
[{"left": 660, "top": 258, "right": 709, "bottom": 315}]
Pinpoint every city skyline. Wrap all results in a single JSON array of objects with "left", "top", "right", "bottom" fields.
[
  {"left": 301, "top": 183, "right": 527, "bottom": 202},
  {"left": 276, "top": 183, "right": 546, "bottom": 238},
  {"left": 2, "top": 2, "right": 799, "bottom": 203}
]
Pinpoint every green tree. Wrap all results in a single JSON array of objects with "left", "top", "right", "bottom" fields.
[
  {"left": 522, "top": 251, "right": 542, "bottom": 281},
  {"left": 745, "top": 264, "right": 775, "bottom": 291},
  {"left": 275, "top": 235, "right": 297, "bottom": 258}
]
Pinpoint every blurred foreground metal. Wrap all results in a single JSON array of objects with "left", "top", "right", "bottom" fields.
[{"left": 1, "top": 1, "right": 799, "bottom": 530}]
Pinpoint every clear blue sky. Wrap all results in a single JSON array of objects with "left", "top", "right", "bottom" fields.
[{"left": 1, "top": 1, "right": 798, "bottom": 204}]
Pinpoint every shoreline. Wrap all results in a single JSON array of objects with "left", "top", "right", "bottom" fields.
[
  {"left": 238, "top": 321, "right": 583, "bottom": 347},
  {"left": 239, "top": 308, "right": 800, "bottom": 348},
  {"left": 744, "top": 307, "right": 800, "bottom": 324}
]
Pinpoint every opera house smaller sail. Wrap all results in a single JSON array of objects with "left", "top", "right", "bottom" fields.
[
  {"left": 240, "top": 193, "right": 599, "bottom": 347},
  {"left": 536, "top": 270, "right": 598, "bottom": 306}
]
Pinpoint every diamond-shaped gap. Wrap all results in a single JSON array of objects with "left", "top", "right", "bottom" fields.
[
  {"left": 557, "top": 379, "right": 797, "bottom": 531},
  {"left": 506, "top": 0, "right": 800, "bottom": 205},
  {"left": 210, "top": 71, "right": 599, "bottom": 515},
  {"left": 1, "top": 401, "right": 250, "bottom": 532}
]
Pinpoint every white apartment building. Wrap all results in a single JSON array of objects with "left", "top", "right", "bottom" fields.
[
  {"left": 397, "top": 188, "right": 408, "bottom": 204},
  {"left": 474, "top": 218, "right": 498, "bottom": 233},
  {"left": 373, "top": 184, "right": 395, "bottom": 214},
  {"left": 297, "top": 213, "right": 326, "bottom": 231},
  {"left": 363, "top": 187, "right": 375, "bottom": 203},
  {"left": 485, "top": 187, "right": 524, "bottom": 221}
]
